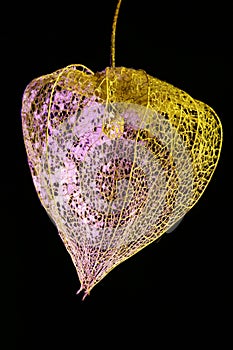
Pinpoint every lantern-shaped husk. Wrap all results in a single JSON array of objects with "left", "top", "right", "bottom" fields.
[{"left": 21, "top": 65, "right": 222, "bottom": 297}]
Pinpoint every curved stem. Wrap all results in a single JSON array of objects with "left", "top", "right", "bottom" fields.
[{"left": 111, "top": 0, "right": 122, "bottom": 68}]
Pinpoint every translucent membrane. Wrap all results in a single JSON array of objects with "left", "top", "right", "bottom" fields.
[{"left": 21, "top": 65, "right": 222, "bottom": 298}]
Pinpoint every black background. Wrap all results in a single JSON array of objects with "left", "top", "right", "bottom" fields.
[{"left": 2, "top": 0, "right": 232, "bottom": 347}]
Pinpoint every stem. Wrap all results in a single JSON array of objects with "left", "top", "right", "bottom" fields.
[{"left": 111, "top": 0, "right": 122, "bottom": 68}]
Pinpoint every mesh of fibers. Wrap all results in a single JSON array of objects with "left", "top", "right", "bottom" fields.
[{"left": 21, "top": 65, "right": 222, "bottom": 297}]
